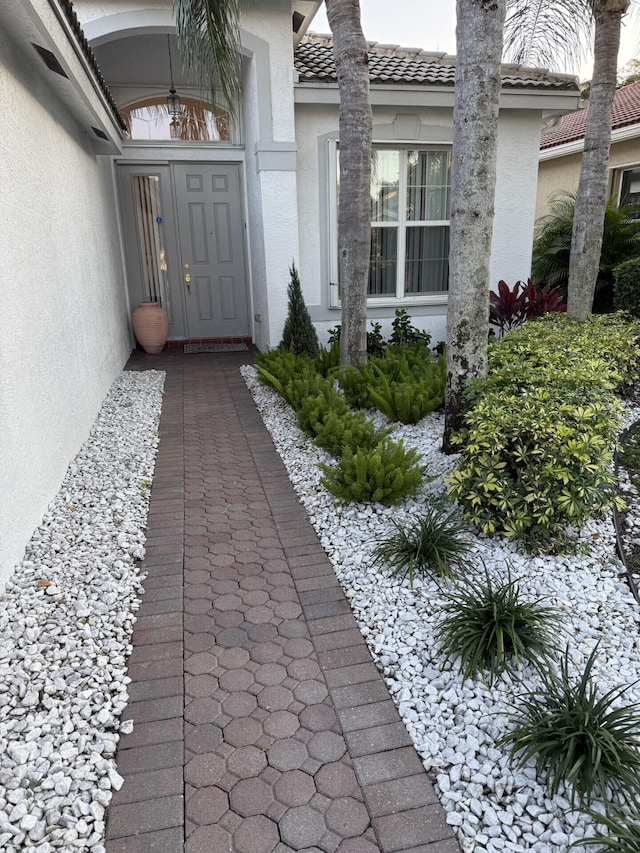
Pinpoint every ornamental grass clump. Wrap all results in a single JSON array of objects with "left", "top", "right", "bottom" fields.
[
  {"left": 438, "top": 568, "right": 561, "bottom": 684},
  {"left": 371, "top": 499, "right": 473, "bottom": 589},
  {"left": 579, "top": 802, "right": 640, "bottom": 851},
  {"left": 499, "top": 646, "right": 640, "bottom": 807},
  {"left": 319, "top": 439, "right": 423, "bottom": 505},
  {"left": 313, "top": 409, "right": 389, "bottom": 457}
]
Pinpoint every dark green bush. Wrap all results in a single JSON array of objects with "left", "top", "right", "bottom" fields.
[
  {"left": 371, "top": 499, "right": 473, "bottom": 588},
  {"left": 319, "top": 439, "right": 423, "bottom": 505},
  {"left": 499, "top": 646, "right": 640, "bottom": 807},
  {"left": 314, "top": 344, "right": 341, "bottom": 377},
  {"left": 338, "top": 345, "right": 445, "bottom": 419},
  {"left": 389, "top": 308, "right": 432, "bottom": 347},
  {"left": 438, "top": 569, "right": 561, "bottom": 684},
  {"left": 255, "top": 349, "right": 314, "bottom": 396},
  {"left": 368, "top": 355, "right": 446, "bottom": 424},
  {"left": 532, "top": 192, "right": 640, "bottom": 312},
  {"left": 314, "top": 409, "right": 388, "bottom": 457},
  {"left": 280, "top": 263, "right": 319, "bottom": 356},
  {"left": 295, "top": 384, "right": 349, "bottom": 438},
  {"left": 447, "top": 314, "right": 640, "bottom": 550},
  {"left": 614, "top": 257, "right": 640, "bottom": 319}
]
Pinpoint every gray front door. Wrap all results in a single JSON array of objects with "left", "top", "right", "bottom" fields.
[{"left": 173, "top": 163, "right": 249, "bottom": 339}]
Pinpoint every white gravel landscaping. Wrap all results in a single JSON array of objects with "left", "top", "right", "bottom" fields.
[
  {"left": 0, "top": 370, "right": 164, "bottom": 853},
  {"left": 242, "top": 364, "right": 640, "bottom": 853}
]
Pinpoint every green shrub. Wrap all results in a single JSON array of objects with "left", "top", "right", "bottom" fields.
[
  {"left": 314, "top": 409, "right": 388, "bottom": 457},
  {"left": 338, "top": 345, "right": 445, "bottom": 418},
  {"left": 389, "top": 308, "right": 432, "bottom": 347},
  {"left": 280, "top": 263, "right": 319, "bottom": 356},
  {"left": 319, "top": 439, "right": 423, "bottom": 505},
  {"left": 256, "top": 349, "right": 314, "bottom": 397},
  {"left": 614, "top": 257, "right": 640, "bottom": 319},
  {"left": 295, "top": 384, "right": 349, "bottom": 438},
  {"left": 314, "top": 343, "right": 341, "bottom": 377},
  {"left": 531, "top": 192, "right": 640, "bottom": 312},
  {"left": 447, "top": 314, "right": 639, "bottom": 550},
  {"left": 438, "top": 569, "right": 561, "bottom": 684},
  {"left": 283, "top": 368, "right": 333, "bottom": 413},
  {"left": 368, "top": 355, "right": 446, "bottom": 424},
  {"left": 499, "top": 646, "right": 640, "bottom": 807},
  {"left": 371, "top": 499, "right": 473, "bottom": 588}
]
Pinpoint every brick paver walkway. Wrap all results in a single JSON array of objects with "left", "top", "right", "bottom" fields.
[{"left": 105, "top": 350, "right": 459, "bottom": 853}]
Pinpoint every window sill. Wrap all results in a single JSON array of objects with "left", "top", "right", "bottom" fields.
[{"left": 329, "top": 291, "right": 449, "bottom": 310}]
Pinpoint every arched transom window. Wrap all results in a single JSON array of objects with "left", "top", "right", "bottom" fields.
[{"left": 121, "top": 96, "right": 230, "bottom": 142}]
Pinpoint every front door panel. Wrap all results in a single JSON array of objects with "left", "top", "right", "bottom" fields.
[{"left": 174, "top": 163, "right": 249, "bottom": 339}]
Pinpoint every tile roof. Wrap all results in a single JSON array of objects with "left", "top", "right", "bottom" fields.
[
  {"left": 295, "top": 35, "right": 579, "bottom": 92},
  {"left": 540, "top": 79, "right": 640, "bottom": 148},
  {"left": 57, "top": 0, "right": 126, "bottom": 130}
]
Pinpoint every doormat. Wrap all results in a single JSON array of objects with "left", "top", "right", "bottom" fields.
[{"left": 184, "top": 343, "right": 249, "bottom": 354}]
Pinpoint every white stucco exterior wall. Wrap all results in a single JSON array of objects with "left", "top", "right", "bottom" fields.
[
  {"left": 0, "top": 29, "right": 131, "bottom": 588},
  {"left": 295, "top": 102, "right": 545, "bottom": 346}
]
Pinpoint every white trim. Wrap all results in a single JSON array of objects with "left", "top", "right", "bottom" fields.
[{"left": 328, "top": 143, "right": 451, "bottom": 308}]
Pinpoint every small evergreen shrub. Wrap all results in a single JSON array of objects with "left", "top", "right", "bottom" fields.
[
  {"left": 282, "top": 368, "right": 333, "bottom": 412},
  {"left": 319, "top": 439, "right": 423, "bottom": 505},
  {"left": 314, "top": 344, "right": 341, "bottom": 377},
  {"left": 295, "top": 384, "right": 349, "bottom": 438},
  {"left": 368, "top": 355, "right": 446, "bottom": 424},
  {"left": 338, "top": 346, "right": 445, "bottom": 419},
  {"left": 280, "top": 263, "right": 319, "bottom": 357},
  {"left": 613, "top": 257, "right": 640, "bottom": 319},
  {"left": 313, "top": 409, "right": 388, "bottom": 457},
  {"left": 438, "top": 568, "right": 561, "bottom": 684},
  {"left": 256, "top": 349, "right": 314, "bottom": 396},
  {"left": 371, "top": 499, "right": 473, "bottom": 588},
  {"left": 499, "top": 646, "right": 640, "bottom": 807}
]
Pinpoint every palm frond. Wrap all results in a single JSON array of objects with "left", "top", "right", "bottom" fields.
[
  {"left": 175, "top": 0, "right": 241, "bottom": 123},
  {"left": 504, "top": 0, "right": 594, "bottom": 72}
]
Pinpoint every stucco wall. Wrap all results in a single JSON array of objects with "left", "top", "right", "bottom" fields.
[
  {"left": 0, "top": 28, "right": 131, "bottom": 588},
  {"left": 295, "top": 103, "right": 544, "bottom": 346},
  {"left": 537, "top": 136, "right": 640, "bottom": 220}
]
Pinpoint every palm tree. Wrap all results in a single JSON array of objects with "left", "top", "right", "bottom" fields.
[
  {"left": 325, "top": 0, "right": 372, "bottom": 367},
  {"left": 504, "top": 0, "right": 632, "bottom": 320},
  {"left": 532, "top": 191, "right": 640, "bottom": 311},
  {"left": 443, "top": 0, "right": 507, "bottom": 450},
  {"left": 174, "top": 0, "right": 241, "bottom": 124}
]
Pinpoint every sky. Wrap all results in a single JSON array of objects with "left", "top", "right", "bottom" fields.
[{"left": 310, "top": 0, "right": 640, "bottom": 81}]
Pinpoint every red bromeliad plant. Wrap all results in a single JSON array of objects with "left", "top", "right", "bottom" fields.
[{"left": 489, "top": 278, "right": 565, "bottom": 336}]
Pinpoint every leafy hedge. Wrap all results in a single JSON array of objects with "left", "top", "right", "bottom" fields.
[{"left": 447, "top": 313, "right": 640, "bottom": 550}]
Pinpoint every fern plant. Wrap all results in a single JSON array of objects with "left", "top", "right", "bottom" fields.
[
  {"left": 313, "top": 409, "right": 388, "bottom": 457},
  {"left": 319, "top": 439, "right": 423, "bottom": 505}
]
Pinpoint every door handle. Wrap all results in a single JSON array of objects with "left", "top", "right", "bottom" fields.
[{"left": 184, "top": 272, "right": 191, "bottom": 295}]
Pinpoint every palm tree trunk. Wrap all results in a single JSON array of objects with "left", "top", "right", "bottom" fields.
[
  {"left": 566, "top": 0, "right": 629, "bottom": 320},
  {"left": 325, "top": 0, "right": 372, "bottom": 367},
  {"left": 443, "top": 0, "right": 506, "bottom": 452}
]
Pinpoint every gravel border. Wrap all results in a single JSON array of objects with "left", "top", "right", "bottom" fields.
[
  {"left": 0, "top": 370, "right": 164, "bottom": 853},
  {"left": 242, "top": 364, "right": 640, "bottom": 853}
]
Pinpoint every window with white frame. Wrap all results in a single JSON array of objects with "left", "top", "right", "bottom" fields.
[
  {"left": 331, "top": 145, "right": 451, "bottom": 303},
  {"left": 618, "top": 165, "right": 640, "bottom": 217}
]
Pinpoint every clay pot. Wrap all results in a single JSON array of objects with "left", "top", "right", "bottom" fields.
[{"left": 132, "top": 301, "right": 168, "bottom": 354}]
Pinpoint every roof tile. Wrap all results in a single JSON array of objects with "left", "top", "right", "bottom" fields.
[
  {"left": 295, "top": 35, "right": 578, "bottom": 92},
  {"left": 540, "top": 79, "right": 640, "bottom": 148}
]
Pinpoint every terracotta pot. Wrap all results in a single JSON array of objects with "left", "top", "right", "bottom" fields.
[{"left": 132, "top": 301, "right": 168, "bottom": 354}]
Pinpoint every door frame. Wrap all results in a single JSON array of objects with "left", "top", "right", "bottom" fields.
[{"left": 116, "top": 149, "right": 253, "bottom": 343}]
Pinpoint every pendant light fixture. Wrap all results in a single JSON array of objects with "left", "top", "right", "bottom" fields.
[{"left": 166, "top": 35, "right": 181, "bottom": 130}]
